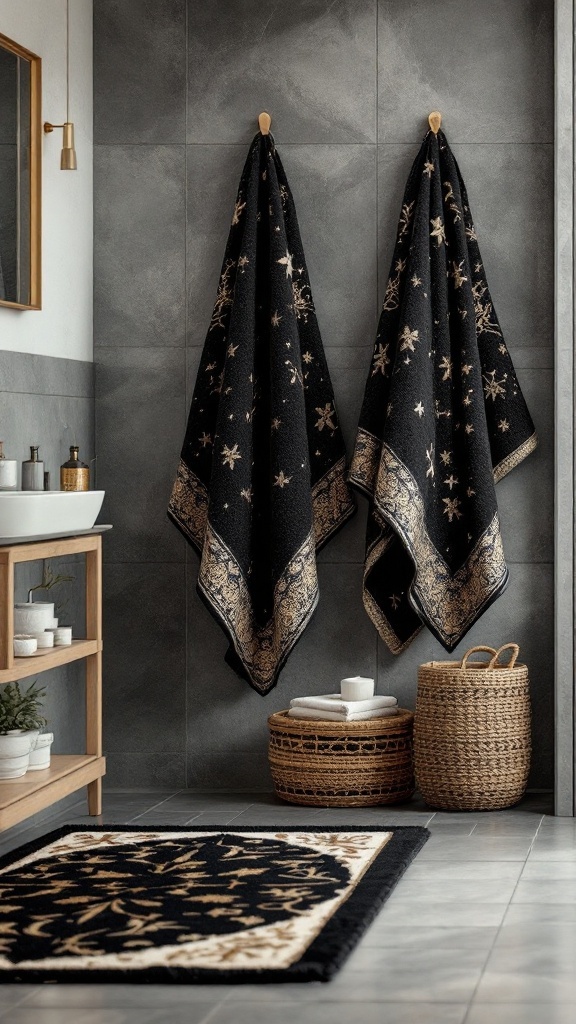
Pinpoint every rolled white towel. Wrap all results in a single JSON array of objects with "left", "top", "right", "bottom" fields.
[
  {"left": 288, "top": 706, "right": 398, "bottom": 722},
  {"left": 290, "top": 693, "right": 397, "bottom": 718}
]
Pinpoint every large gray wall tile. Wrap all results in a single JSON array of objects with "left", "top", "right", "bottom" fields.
[
  {"left": 95, "top": 348, "right": 186, "bottom": 563},
  {"left": 0, "top": 352, "right": 94, "bottom": 398},
  {"left": 377, "top": 562, "right": 553, "bottom": 788},
  {"left": 187, "top": 0, "right": 377, "bottom": 144},
  {"left": 94, "top": 145, "right": 186, "bottom": 348},
  {"left": 102, "top": 563, "right": 186, "bottom": 754},
  {"left": 104, "top": 752, "right": 186, "bottom": 790},
  {"left": 378, "top": 0, "right": 553, "bottom": 143},
  {"left": 94, "top": 0, "right": 186, "bottom": 144}
]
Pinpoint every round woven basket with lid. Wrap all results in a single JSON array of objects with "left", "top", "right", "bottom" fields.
[
  {"left": 268, "top": 708, "right": 415, "bottom": 807},
  {"left": 414, "top": 644, "right": 531, "bottom": 811}
]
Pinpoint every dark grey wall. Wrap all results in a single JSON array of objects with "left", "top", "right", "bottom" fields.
[
  {"left": 93, "top": 0, "right": 554, "bottom": 790},
  {"left": 0, "top": 351, "right": 95, "bottom": 760}
]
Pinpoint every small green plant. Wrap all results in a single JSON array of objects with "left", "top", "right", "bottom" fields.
[{"left": 0, "top": 681, "right": 47, "bottom": 734}]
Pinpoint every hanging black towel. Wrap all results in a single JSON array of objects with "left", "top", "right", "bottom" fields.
[
  {"left": 169, "top": 132, "right": 355, "bottom": 694},
  {"left": 349, "top": 128, "right": 537, "bottom": 654}
]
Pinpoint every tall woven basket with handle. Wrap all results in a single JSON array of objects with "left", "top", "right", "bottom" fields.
[{"left": 414, "top": 644, "right": 531, "bottom": 811}]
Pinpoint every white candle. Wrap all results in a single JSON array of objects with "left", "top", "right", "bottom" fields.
[{"left": 340, "top": 676, "right": 375, "bottom": 701}]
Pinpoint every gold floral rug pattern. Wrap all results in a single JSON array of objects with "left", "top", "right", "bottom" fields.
[{"left": 0, "top": 825, "right": 428, "bottom": 983}]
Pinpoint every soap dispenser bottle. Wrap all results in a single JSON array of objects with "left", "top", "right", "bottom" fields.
[
  {"left": 22, "top": 446, "right": 44, "bottom": 491},
  {"left": 0, "top": 442, "right": 17, "bottom": 490},
  {"left": 60, "top": 446, "right": 89, "bottom": 491}
]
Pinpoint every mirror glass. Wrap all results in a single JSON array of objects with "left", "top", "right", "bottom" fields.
[{"left": 0, "top": 34, "right": 40, "bottom": 310}]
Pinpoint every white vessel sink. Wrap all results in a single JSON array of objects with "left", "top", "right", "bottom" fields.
[{"left": 0, "top": 491, "right": 105, "bottom": 539}]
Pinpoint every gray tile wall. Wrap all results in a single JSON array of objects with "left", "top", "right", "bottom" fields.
[
  {"left": 93, "top": 0, "right": 554, "bottom": 790},
  {"left": 0, "top": 351, "right": 95, "bottom": 756}
]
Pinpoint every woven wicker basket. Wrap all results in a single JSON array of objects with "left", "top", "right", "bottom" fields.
[
  {"left": 414, "top": 644, "right": 531, "bottom": 811},
  {"left": 268, "top": 708, "right": 415, "bottom": 807}
]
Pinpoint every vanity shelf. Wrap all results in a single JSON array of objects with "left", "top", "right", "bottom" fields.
[{"left": 0, "top": 533, "right": 105, "bottom": 831}]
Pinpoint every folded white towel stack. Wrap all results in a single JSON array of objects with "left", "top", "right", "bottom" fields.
[{"left": 288, "top": 693, "right": 398, "bottom": 722}]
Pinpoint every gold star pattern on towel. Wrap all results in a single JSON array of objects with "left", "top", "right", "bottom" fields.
[
  {"left": 221, "top": 444, "right": 242, "bottom": 470},
  {"left": 372, "top": 342, "right": 391, "bottom": 376},
  {"left": 271, "top": 418, "right": 282, "bottom": 431},
  {"left": 498, "top": 419, "right": 510, "bottom": 432},
  {"left": 430, "top": 217, "right": 446, "bottom": 246},
  {"left": 399, "top": 326, "right": 419, "bottom": 352},
  {"left": 389, "top": 594, "right": 401, "bottom": 610},
  {"left": 274, "top": 471, "right": 292, "bottom": 488},
  {"left": 302, "top": 351, "right": 313, "bottom": 364},
  {"left": 414, "top": 402, "right": 425, "bottom": 418},
  {"left": 199, "top": 432, "right": 212, "bottom": 448},
  {"left": 440, "top": 450, "right": 452, "bottom": 466},
  {"left": 240, "top": 487, "right": 253, "bottom": 503},
  {"left": 439, "top": 356, "right": 453, "bottom": 381},
  {"left": 483, "top": 370, "right": 507, "bottom": 401},
  {"left": 423, "top": 160, "right": 435, "bottom": 177},
  {"left": 444, "top": 475, "right": 459, "bottom": 490},
  {"left": 315, "top": 403, "right": 337, "bottom": 432},
  {"left": 426, "top": 445, "right": 435, "bottom": 479},
  {"left": 227, "top": 343, "right": 239, "bottom": 358},
  {"left": 231, "top": 197, "right": 246, "bottom": 225},
  {"left": 271, "top": 311, "right": 282, "bottom": 328},
  {"left": 450, "top": 260, "right": 468, "bottom": 288},
  {"left": 411, "top": 274, "right": 422, "bottom": 287},
  {"left": 277, "top": 250, "right": 294, "bottom": 278},
  {"left": 443, "top": 496, "right": 463, "bottom": 522},
  {"left": 238, "top": 255, "right": 250, "bottom": 273}
]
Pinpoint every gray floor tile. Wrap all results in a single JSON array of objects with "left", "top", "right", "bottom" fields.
[
  {"left": 474, "top": 968, "right": 576, "bottom": 1003},
  {"left": 0, "top": 989, "right": 37, "bottom": 1013},
  {"left": 492, "top": 921, "right": 576, "bottom": 961},
  {"left": 527, "top": 836, "right": 576, "bottom": 860},
  {"left": 467, "top": 1006, "right": 576, "bottom": 1024},
  {"left": 211, "top": 1002, "right": 468, "bottom": 1024},
  {"left": 360, "top": 924, "right": 498, "bottom": 950},
  {"left": 503, "top": 903, "right": 576, "bottom": 925},
  {"left": 233, "top": 965, "right": 482, "bottom": 1003},
  {"left": 343, "top": 945, "right": 488, "bottom": 975},
  {"left": 414, "top": 836, "right": 533, "bottom": 861},
  {"left": 511, "top": 879, "right": 576, "bottom": 903},
  {"left": 405, "top": 861, "right": 523, "bottom": 882},
  {"left": 19, "top": 987, "right": 233, "bottom": 1009},
  {"left": 388, "top": 878, "right": 517, "bottom": 904},
  {"left": 361, "top": 901, "right": 508, "bottom": 928},
  {"left": 521, "top": 859, "right": 576, "bottom": 880}
]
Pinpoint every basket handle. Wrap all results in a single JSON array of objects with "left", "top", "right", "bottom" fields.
[
  {"left": 488, "top": 643, "right": 520, "bottom": 669},
  {"left": 460, "top": 646, "right": 498, "bottom": 668}
]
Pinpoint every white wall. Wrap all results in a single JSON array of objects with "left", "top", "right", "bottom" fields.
[{"left": 0, "top": 0, "right": 93, "bottom": 362}]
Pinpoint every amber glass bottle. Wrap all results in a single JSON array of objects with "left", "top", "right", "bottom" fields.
[{"left": 60, "top": 446, "right": 90, "bottom": 491}]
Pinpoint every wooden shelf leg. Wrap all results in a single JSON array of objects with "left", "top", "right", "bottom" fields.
[
  {"left": 86, "top": 539, "right": 103, "bottom": 816},
  {"left": 0, "top": 554, "right": 14, "bottom": 673}
]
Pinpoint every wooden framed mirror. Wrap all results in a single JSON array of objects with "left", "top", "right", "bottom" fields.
[{"left": 0, "top": 32, "right": 41, "bottom": 310}]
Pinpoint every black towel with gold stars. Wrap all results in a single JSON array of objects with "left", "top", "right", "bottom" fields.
[
  {"left": 169, "top": 132, "right": 355, "bottom": 694},
  {"left": 349, "top": 128, "right": 537, "bottom": 654}
]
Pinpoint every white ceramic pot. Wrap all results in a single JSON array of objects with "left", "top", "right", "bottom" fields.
[
  {"left": 28, "top": 732, "right": 53, "bottom": 771},
  {"left": 0, "top": 731, "right": 32, "bottom": 778},
  {"left": 31, "top": 631, "right": 54, "bottom": 649},
  {"left": 14, "top": 602, "right": 54, "bottom": 634},
  {"left": 13, "top": 635, "right": 37, "bottom": 657}
]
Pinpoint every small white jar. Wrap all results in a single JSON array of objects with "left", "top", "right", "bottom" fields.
[
  {"left": 53, "top": 626, "right": 72, "bottom": 646},
  {"left": 13, "top": 635, "right": 38, "bottom": 657}
]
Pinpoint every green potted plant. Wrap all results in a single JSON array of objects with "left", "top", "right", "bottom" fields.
[{"left": 0, "top": 681, "right": 47, "bottom": 779}]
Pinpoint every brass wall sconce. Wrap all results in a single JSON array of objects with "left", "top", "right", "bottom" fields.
[
  {"left": 43, "top": 0, "right": 77, "bottom": 170},
  {"left": 43, "top": 121, "right": 77, "bottom": 169}
]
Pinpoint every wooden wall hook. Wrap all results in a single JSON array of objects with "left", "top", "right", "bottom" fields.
[
  {"left": 258, "top": 111, "right": 272, "bottom": 135},
  {"left": 428, "top": 111, "right": 442, "bottom": 134}
]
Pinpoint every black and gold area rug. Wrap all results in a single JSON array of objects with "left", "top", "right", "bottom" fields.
[{"left": 0, "top": 824, "right": 428, "bottom": 983}]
